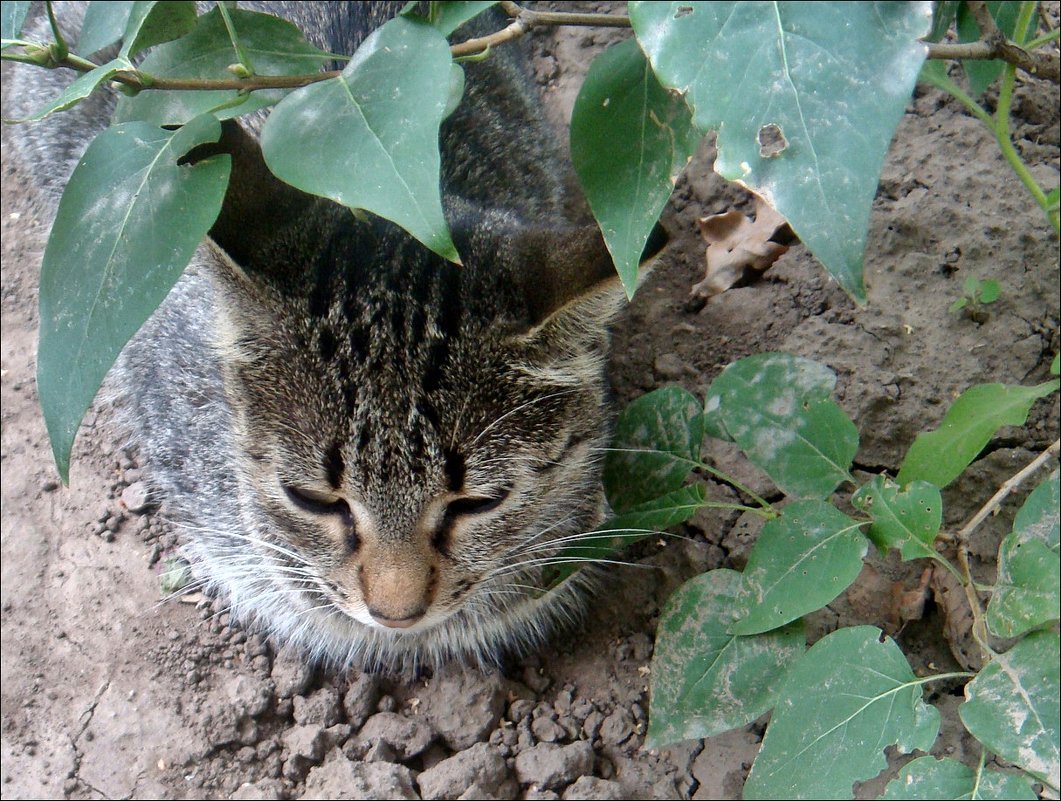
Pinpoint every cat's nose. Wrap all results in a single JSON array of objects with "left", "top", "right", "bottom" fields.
[{"left": 368, "top": 606, "right": 426, "bottom": 629}]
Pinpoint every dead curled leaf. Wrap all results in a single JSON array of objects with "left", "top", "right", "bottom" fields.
[
  {"left": 930, "top": 563, "right": 983, "bottom": 672},
  {"left": 692, "top": 198, "right": 793, "bottom": 299}
]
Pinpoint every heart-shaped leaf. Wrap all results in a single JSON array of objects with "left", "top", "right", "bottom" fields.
[{"left": 261, "top": 16, "right": 458, "bottom": 262}]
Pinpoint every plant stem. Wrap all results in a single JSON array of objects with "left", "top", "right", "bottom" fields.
[
  {"left": 951, "top": 438, "right": 1060, "bottom": 662},
  {"left": 955, "top": 439, "right": 1060, "bottom": 544},
  {"left": 696, "top": 462, "right": 777, "bottom": 515},
  {"left": 44, "top": 1, "right": 67, "bottom": 61}
]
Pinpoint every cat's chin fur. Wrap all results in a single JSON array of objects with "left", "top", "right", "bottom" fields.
[{"left": 179, "top": 524, "right": 600, "bottom": 672}]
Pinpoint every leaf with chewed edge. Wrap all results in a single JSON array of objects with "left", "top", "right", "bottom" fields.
[
  {"left": 881, "top": 756, "right": 1036, "bottom": 800},
  {"left": 851, "top": 475, "right": 942, "bottom": 560},
  {"left": 630, "top": 2, "right": 932, "bottom": 302},
  {"left": 743, "top": 626, "right": 941, "bottom": 799},
  {"left": 648, "top": 569, "right": 804, "bottom": 748}
]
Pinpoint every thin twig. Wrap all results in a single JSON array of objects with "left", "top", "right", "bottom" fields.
[
  {"left": 951, "top": 438, "right": 1060, "bottom": 663},
  {"left": 925, "top": 38, "right": 1060, "bottom": 83},
  {"left": 954, "top": 438, "right": 1060, "bottom": 545}
]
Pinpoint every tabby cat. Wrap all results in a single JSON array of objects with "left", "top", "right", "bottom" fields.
[{"left": 6, "top": 1, "right": 661, "bottom": 668}]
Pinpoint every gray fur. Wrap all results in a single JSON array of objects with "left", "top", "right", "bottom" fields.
[{"left": 7, "top": 2, "right": 626, "bottom": 670}]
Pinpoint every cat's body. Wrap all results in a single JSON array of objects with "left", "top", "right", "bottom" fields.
[{"left": 7, "top": 1, "right": 643, "bottom": 668}]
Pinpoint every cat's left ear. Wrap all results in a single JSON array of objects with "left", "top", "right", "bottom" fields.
[{"left": 516, "top": 222, "right": 669, "bottom": 351}]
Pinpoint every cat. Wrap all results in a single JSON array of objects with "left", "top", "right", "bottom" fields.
[{"left": 6, "top": 1, "right": 663, "bottom": 669}]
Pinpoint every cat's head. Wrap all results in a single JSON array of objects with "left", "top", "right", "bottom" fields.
[{"left": 190, "top": 121, "right": 664, "bottom": 666}]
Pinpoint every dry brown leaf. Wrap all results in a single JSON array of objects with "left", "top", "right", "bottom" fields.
[
  {"left": 930, "top": 564, "right": 983, "bottom": 671},
  {"left": 692, "top": 198, "right": 792, "bottom": 298}
]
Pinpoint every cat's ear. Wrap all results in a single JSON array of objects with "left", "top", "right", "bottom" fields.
[
  {"left": 184, "top": 119, "right": 320, "bottom": 269},
  {"left": 516, "top": 223, "right": 668, "bottom": 347}
]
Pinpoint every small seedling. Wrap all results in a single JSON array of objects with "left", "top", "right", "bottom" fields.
[{"left": 950, "top": 275, "right": 1000, "bottom": 320}]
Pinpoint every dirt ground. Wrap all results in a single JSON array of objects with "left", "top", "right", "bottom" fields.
[{"left": 2, "top": 5, "right": 1059, "bottom": 800}]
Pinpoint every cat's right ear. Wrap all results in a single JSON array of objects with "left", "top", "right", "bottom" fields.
[{"left": 183, "top": 119, "right": 319, "bottom": 270}]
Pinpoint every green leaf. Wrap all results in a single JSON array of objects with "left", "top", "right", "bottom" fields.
[
  {"left": 1053, "top": 353, "right": 1060, "bottom": 376},
  {"left": 950, "top": 297, "right": 969, "bottom": 313},
  {"left": 1013, "top": 470, "right": 1060, "bottom": 555},
  {"left": 880, "top": 756, "right": 1036, "bottom": 800},
  {"left": 114, "top": 7, "right": 335, "bottom": 126},
  {"left": 629, "top": 2, "right": 932, "bottom": 302},
  {"left": 730, "top": 500, "right": 867, "bottom": 635},
  {"left": 1, "top": 0, "right": 30, "bottom": 45},
  {"left": 978, "top": 279, "right": 1000, "bottom": 303},
  {"left": 987, "top": 471, "right": 1061, "bottom": 637},
  {"left": 13, "top": 57, "right": 128, "bottom": 123},
  {"left": 38, "top": 117, "right": 231, "bottom": 481},
  {"left": 964, "top": 274, "right": 981, "bottom": 296},
  {"left": 743, "top": 626, "right": 940, "bottom": 799},
  {"left": 427, "top": 1, "right": 498, "bottom": 36},
  {"left": 647, "top": 569, "right": 804, "bottom": 748},
  {"left": 570, "top": 38, "right": 699, "bottom": 297},
  {"left": 705, "top": 353, "right": 858, "bottom": 499},
  {"left": 77, "top": 1, "right": 134, "bottom": 56},
  {"left": 261, "top": 16, "right": 458, "bottom": 262},
  {"left": 545, "top": 484, "right": 708, "bottom": 587},
  {"left": 987, "top": 538, "right": 1060, "bottom": 638},
  {"left": 603, "top": 386, "right": 704, "bottom": 511},
  {"left": 924, "top": 1, "right": 960, "bottom": 42},
  {"left": 119, "top": 1, "right": 197, "bottom": 60},
  {"left": 957, "top": 1, "right": 1022, "bottom": 96},
  {"left": 960, "top": 631, "right": 1060, "bottom": 791},
  {"left": 851, "top": 476, "right": 942, "bottom": 560},
  {"left": 896, "top": 381, "right": 1060, "bottom": 489}
]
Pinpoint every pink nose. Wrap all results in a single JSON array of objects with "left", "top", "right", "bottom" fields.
[{"left": 368, "top": 608, "right": 425, "bottom": 629}]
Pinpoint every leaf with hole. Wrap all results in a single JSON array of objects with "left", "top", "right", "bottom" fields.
[
  {"left": 851, "top": 475, "right": 941, "bottom": 560},
  {"left": 571, "top": 37, "right": 699, "bottom": 297},
  {"left": 730, "top": 500, "right": 867, "bottom": 635},
  {"left": 603, "top": 385, "right": 704, "bottom": 511},
  {"left": 705, "top": 353, "right": 857, "bottom": 499},
  {"left": 38, "top": 117, "right": 231, "bottom": 481},
  {"left": 880, "top": 756, "right": 1036, "bottom": 800},
  {"left": 987, "top": 470, "right": 1060, "bottom": 638},
  {"left": 896, "top": 381, "right": 1060, "bottom": 489},
  {"left": 743, "top": 626, "right": 940, "bottom": 799},
  {"left": 114, "top": 7, "right": 335, "bottom": 126},
  {"left": 261, "top": 16, "right": 458, "bottom": 262},
  {"left": 629, "top": 1, "right": 932, "bottom": 302},
  {"left": 959, "top": 631, "right": 1060, "bottom": 791},
  {"left": 647, "top": 569, "right": 804, "bottom": 748}
]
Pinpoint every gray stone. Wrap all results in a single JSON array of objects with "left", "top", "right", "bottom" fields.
[
  {"left": 346, "top": 712, "right": 434, "bottom": 761},
  {"left": 342, "top": 670, "right": 381, "bottom": 728},
  {"left": 561, "top": 777, "right": 626, "bottom": 800},
  {"left": 120, "top": 481, "right": 152, "bottom": 513},
  {"left": 229, "top": 779, "right": 285, "bottom": 800},
  {"left": 302, "top": 751, "right": 419, "bottom": 800},
  {"left": 514, "top": 741, "right": 595, "bottom": 791},
  {"left": 418, "top": 665, "right": 506, "bottom": 751},
  {"left": 271, "top": 647, "right": 313, "bottom": 698},
  {"left": 293, "top": 686, "right": 341, "bottom": 727},
  {"left": 417, "top": 742, "right": 513, "bottom": 801}
]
